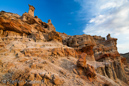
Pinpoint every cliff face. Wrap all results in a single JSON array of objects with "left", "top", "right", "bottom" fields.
[
  {"left": 0, "top": 5, "right": 129, "bottom": 86},
  {"left": 61, "top": 31, "right": 128, "bottom": 84}
]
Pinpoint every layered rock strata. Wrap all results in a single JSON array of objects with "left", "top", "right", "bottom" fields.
[{"left": 0, "top": 5, "right": 129, "bottom": 86}]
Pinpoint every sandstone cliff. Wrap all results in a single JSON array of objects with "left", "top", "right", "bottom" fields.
[{"left": 0, "top": 5, "right": 129, "bottom": 86}]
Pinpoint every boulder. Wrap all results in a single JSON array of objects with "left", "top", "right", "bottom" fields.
[
  {"left": 77, "top": 53, "right": 87, "bottom": 68},
  {"left": 52, "top": 74, "right": 64, "bottom": 85}
]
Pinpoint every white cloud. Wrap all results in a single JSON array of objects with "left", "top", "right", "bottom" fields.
[
  {"left": 100, "top": 2, "right": 116, "bottom": 9},
  {"left": 75, "top": 0, "right": 129, "bottom": 53}
]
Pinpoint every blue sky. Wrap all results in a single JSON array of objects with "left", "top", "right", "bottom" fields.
[
  {"left": 0, "top": 0, "right": 84, "bottom": 35},
  {"left": 0, "top": 0, "right": 129, "bottom": 53}
]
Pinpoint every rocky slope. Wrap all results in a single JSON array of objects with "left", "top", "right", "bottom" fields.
[{"left": 0, "top": 5, "right": 129, "bottom": 86}]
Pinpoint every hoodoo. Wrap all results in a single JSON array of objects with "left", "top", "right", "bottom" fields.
[{"left": 28, "top": 4, "right": 35, "bottom": 17}]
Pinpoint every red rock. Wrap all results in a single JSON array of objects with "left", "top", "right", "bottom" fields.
[
  {"left": 81, "top": 45, "right": 94, "bottom": 56},
  {"left": 77, "top": 53, "right": 87, "bottom": 68},
  {"left": 48, "top": 31, "right": 62, "bottom": 42},
  {"left": 96, "top": 52, "right": 120, "bottom": 61},
  {"left": 121, "top": 57, "right": 128, "bottom": 65}
]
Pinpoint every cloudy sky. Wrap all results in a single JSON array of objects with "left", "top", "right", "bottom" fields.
[
  {"left": 0, "top": 0, "right": 129, "bottom": 53},
  {"left": 74, "top": 0, "right": 129, "bottom": 53}
]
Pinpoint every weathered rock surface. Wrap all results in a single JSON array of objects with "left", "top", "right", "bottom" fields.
[
  {"left": 0, "top": 5, "right": 129, "bottom": 86},
  {"left": 77, "top": 53, "right": 96, "bottom": 82},
  {"left": 77, "top": 53, "right": 87, "bottom": 67}
]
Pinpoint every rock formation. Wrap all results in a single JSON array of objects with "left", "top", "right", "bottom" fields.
[
  {"left": 28, "top": 4, "right": 35, "bottom": 17},
  {"left": 77, "top": 53, "right": 96, "bottom": 82},
  {"left": 0, "top": 5, "right": 129, "bottom": 86}
]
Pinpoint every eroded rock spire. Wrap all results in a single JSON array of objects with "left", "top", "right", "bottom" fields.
[{"left": 28, "top": 4, "right": 35, "bottom": 17}]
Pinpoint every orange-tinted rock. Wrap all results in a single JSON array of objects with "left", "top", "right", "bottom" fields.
[
  {"left": 1, "top": 5, "right": 129, "bottom": 86},
  {"left": 51, "top": 48, "right": 76, "bottom": 57},
  {"left": 52, "top": 75, "right": 64, "bottom": 85},
  {"left": 75, "top": 45, "right": 95, "bottom": 61},
  {"left": 84, "top": 64, "right": 96, "bottom": 79},
  {"left": 121, "top": 57, "right": 128, "bottom": 65},
  {"left": 28, "top": 74, "right": 35, "bottom": 81},
  {"left": 52, "top": 48, "right": 64, "bottom": 56},
  {"left": 48, "top": 31, "right": 62, "bottom": 42},
  {"left": 64, "top": 48, "right": 75, "bottom": 57},
  {"left": 12, "top": 70, "right": 30, "bottom": 81},
  {"left": 73, "top": 68, "right": 78, "bottom": 74},
  {"left": 0, "top": 17, "right": 31, "bottom": 34},
  {"left": 35, "top": 73, "right": 42, "bottom": 81},
  {"left": 81, "top": 45, "right": 94, "bottom": 56},
  {"left": 17, "top": 81, "right": 26, "bottom": 86},
  {"left": 35, "top": 25, "right": 47, "bottom": 32},
  {"left": 111, "top": 52, "right": 120, "bottom": 58},
  {"left": 0, "top": 42, "right": 5, "bottom": 48},
  {"left": 62, "top": 34, "right": 96, "bottom": 49},
  {"left": 96, "top": 52, "right": 120, "bottom": 61},
  {"left": 76, "top": 53, "right": 96, "bottom": 82},
  {"left": 77, "top": 53, "right": 87, "bottom": 68},
  {"left": 30, "top": 63, "right": 37, "bottom": 69},
  {"left": 96, "top": 53, "right": 111, "bottom": 61}
]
